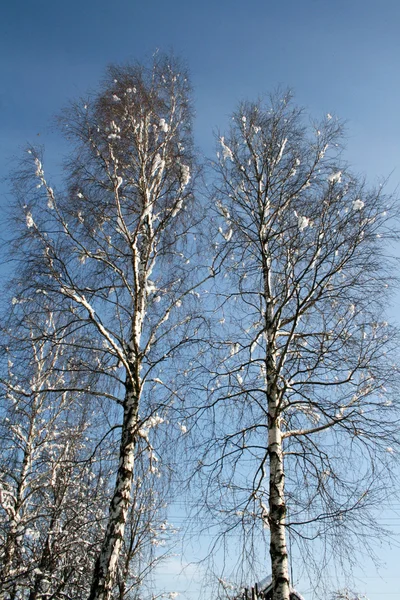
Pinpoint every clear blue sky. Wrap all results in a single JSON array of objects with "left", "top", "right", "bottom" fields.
[{"left": 1, "top": 1, "right": 400, "bottom": 598}]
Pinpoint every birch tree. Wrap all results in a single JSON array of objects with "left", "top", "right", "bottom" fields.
[
  {"left": 195, "top": 94, "right": 400, "bottom": 600},
  {"left": 0, "top": 306, "right": 110, "bottom": 600},
  {"left": 0, "top": 304, "right": 177, "bottom": 600},
  {"left": 8, "top": 54, "right": 206, "bottom": 600}
]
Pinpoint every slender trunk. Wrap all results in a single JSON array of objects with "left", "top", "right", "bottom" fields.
[
  {"left": 267, "top": 404, "right": 290, "bottom": 600},
  {"left": 28, "top": 507, "right": 63, "bottom": 600},
  {"left": 0, "top": 417, "right": 34, "bottom": 600},
  {"left": 88, "top": 377, "right": 139, "bottom": 600},
  {"left": 263, "top": 253, "right": 290, "bottom": 600},
  {"left": 28, "top": 575, "right": 49, "bottom": 599},
  {"left": 1, "top": 521, "right": 19, "bottom": 599}
]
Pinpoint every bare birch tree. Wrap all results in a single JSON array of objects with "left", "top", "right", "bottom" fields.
[
  {"left": 7, "top": 54, "right": 207, "bottom": 600},
  {"left": 0, "top": 305, "right": 111, "bottom": 600},
  {"left": 194, "top": 93, "right": 400, "bottom": 600},
  {"left": 0, "top": 300, "right": 177, "bottom": 600}
]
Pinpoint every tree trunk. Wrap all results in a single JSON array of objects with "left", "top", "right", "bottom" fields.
[
  {"left": 267, "top": 352, "right": 290, "bottom": 600},
  {"left": 28, "top": 511, "right": 61, "bottom": 600},
  {"left": 88, "top": 379, "right": 139, "bottom": 600},
  {"left": 264, "top": 257, "right": 290, "bottom": 600},
  {"left": 268, "top": 409, "right": 290, "bottom": 600},
  {"left": 1, "top": 421, "right": 34, "bottom": 600}
]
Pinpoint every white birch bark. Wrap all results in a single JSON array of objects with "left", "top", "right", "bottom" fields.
[
  {"left": 268, "top": 406, "right": 290, "bottom": 600},
  {"left": 263, "top": 250, "right": 290, "bottom": 600},
  {"left": 0, "top": 426, "right": 33, "bottom": 600},
  {"left": 88, "top": 379, "right": 139, "bottom": 600}
]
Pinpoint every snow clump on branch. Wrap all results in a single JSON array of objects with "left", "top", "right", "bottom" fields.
[
  {"left": 352, "top": 199, "right": 365, "bottom": 211},
  {"left": 328, "top": 171, "right": 342, "bottom": 184},
  {"left": 26, "top": 212, "right": 34, "bottom": 228},
  {"left": 152, "top": 153, "right": 165, "bottom": 177},
  {"left": 220, "top": 136, "right": 234, "bottom": 162},
  {"left": 178, "top": 422, "right": 187, "bottom": 434},
  {"left": 180, "top": 164, "right": 190, "bottom": 187},
  {"left": 297, "top": 215, "right": 310, "bottom": 232},
  {"left": 159, "top": 118, "right": 169, "bottom": 133}
]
